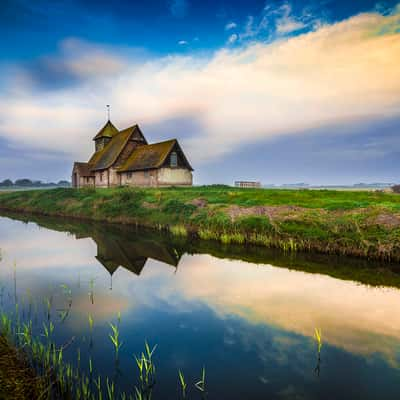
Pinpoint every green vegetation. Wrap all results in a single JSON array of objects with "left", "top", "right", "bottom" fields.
[
  {"left": 0, "top": 284, "right": 212, "bottom": 399},
  {"left": 1, "top": 186, "right": 400, "bottom": 261},
  {"left": 313, "top": 328, "right": 323, "bottom": 376}
]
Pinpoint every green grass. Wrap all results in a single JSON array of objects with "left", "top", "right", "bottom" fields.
[{"left": 1, "top": 186, "right": 400, "bottom": 261}]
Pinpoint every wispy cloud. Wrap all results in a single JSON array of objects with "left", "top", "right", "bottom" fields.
[
  {"left": 225, "top": 21, "right": 237, "bottom": 30},
  {"left": 169, "top": 0, "right": 188, "bottom": 18},
  {"left": 274, "top": 3, "right": 306, "bottom": 34},
  {"left": 178, "top": 40, "right": 188, "bottom": 45},
  {"left": 0, "top": 8, "right": 399, "bottom": 166},
  {"left": 227, "top": 33, "right": 238, "bottom": 45},
  {"left": 237, "top": 1, "right": 327, "bottom": 42}
]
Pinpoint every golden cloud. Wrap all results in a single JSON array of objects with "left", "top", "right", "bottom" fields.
[{"left": 0, "top": 8, "right": 399, "bottom": 164}]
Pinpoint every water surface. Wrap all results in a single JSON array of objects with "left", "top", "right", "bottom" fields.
[{"left": 0, "top": 213, "right": 399, "bottom": 399}]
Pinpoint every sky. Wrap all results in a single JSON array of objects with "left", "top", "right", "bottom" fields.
[{"left": 0, "top": 0, "right": 399, "bottom": 185}]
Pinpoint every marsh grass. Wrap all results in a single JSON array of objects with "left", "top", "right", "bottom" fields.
[
  {"left": 178, "top": 370, "right": 187, "bottom": 398},
  {"left": 194, "top": 367, "right": 206, "bottom": 393},
  {"left": 169, "top": 225, "right": 188, "bottom": 237},
  {"left": 0, "top": 267, "right": 332, "bottom": 399},
  {"left": 1, "top": 186, "right": 400, "bottom": 260},
  {"left": 109, "top": 322, "right": 123, "bottom": 359},
  {"left": 314, "top": 328, "right": 323, "bottom": 377}
]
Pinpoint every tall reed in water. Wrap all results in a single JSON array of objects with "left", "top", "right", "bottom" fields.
[
  {"left": 1, "top": 280, "right": 214, "bottom": 399},
  {"left": 178, "top": 369, "right": 187, "bottom": 398},
  {"left": 109, "top": 322, "right": 123, "bottom": 359},
  {"left": 314, "top": 328, "right": 323, "bottom": 354},
  {"left": 314, "top": 328, "right": 323, "bottom": 376},
  {"left": 195, "top": 367, "right": 206, "bottom": 393}
]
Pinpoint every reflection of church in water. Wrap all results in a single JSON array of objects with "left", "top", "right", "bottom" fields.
[
  {"left": 2, "top": 212, "right": 188, "bottom": 288},
  {"left": 75, "top": 228, "right": 184, "bottom": 287}
]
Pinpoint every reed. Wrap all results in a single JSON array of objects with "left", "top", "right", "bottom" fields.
[
  {"left": 314, "top": 328, "right": 323, "bottom": 377},
  {"left": 88, "top": 314, "right": 94, "bottom": 332},
  {"left": 3, "top": 186, "right": 400, "bottom": 261},
  {"left": 194, "top": 367, "right": 206, "bottom": 393},
  {"left": 314, "top": 328, "right": 323, "bottom": 354},
  {"left": 0, "top": 282, "right": 220, "bottom": 399},
  {"left": 89, "top": 277, "right": 96, "bottom": 305},
  {"left": 169, "top": 224, "right": 188, "bottom": 237},
  {"left": 178, "top": 370, "right": 187, "bottom": 398},
  {"left": 109, "top": 322, "right": 123, "bottom": 358}
]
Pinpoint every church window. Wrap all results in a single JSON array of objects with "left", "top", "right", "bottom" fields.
[{"left": 170, "top": 152, "right": 177, "bottom": 167}]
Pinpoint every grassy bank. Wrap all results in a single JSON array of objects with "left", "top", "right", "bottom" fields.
[
  {"left": 0, "top": 335, "right": 46, "bottom": 399},
  {"left": 1, "top": 186, "right": 400, "bottom": 261}
]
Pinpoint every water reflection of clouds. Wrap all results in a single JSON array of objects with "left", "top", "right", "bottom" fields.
[
  {"left": 0, "top": 220, "right": 97, "bottom": 271},
  {"left": 1, "top": 216, "right": 400, "bottom": 368},
  {"left": 144, "top": 254, "right": 400, "bottom": 365}
]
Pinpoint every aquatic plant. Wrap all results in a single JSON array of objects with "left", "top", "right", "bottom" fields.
[
  {"left": 0, "top": 273, "right": 217, "bottom": 399},
  {"left": 88, "top": 314, "right": 94, "bottom": 332},
  {"left": 42, "top": 321, "right": 54, "bottom": 342},
  {"left": 109, "top": 322, "right": 123, "bottom": 358},
  {"left": 314, "top": 328, "right": 323, "bottom": 377},
  {"left": 44, "top": 297, "right": 52, "bottom": 321},
  {"left": 198, "top": 228, "right": 219, "bottom": 241},
  {"left": 134, "top": 341, "right": 157, "bottom": 398},
  {"left": 106, "top": 377, "right": 115, "bottom": 400},
  {"left": 89, "top": 277, "right": 96, "bottom": 305},
  {"left": 178, "top": 369, "right": 187, "bottom": 398},
  {"left": 314, "top": 328, "right": 323, "bottom": 354},
  {"left": 61, "top": 283, "right": 72, "bottom": 305},
  {"left": 170, "top": 224, "right": 188, "bottom": 237},
  {"left": 194, "top": 366, "right": 206, "bottom": 393}
]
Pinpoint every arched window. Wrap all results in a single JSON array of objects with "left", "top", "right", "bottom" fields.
[{"left": 170, "top": 151, "right": 177, "bottom": 167}]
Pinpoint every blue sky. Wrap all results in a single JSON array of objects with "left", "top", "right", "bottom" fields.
[{"left": 0, "top": 0, "right": 399, "bottom": 184}]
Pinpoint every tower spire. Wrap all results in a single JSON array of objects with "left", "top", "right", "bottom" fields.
[{"left": 106, "top": 104, "right": 110, "bottom": 121}]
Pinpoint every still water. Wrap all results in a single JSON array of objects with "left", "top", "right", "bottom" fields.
[{"left": 0, "top": 213, "right": 399, "bottom": 399}]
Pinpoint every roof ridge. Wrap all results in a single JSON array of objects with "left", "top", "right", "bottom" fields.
[
  {"left": 119, "top": 123, "right": 138, "bottom": 133},
  {"left": 117, "top": 138, "right": 179, "bottom": 172},
  {"left": 145, "top": 138, "right": 177, "bottom": 146},
  {"left": 90, "top": 127, "right": 138, "bottom": 171}
]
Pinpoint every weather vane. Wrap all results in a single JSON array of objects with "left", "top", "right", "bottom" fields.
[{"left": 106, "top": 104, "right": 110, "bottom": 121}]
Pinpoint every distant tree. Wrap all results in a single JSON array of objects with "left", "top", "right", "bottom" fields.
[
  {"left": 0, "top": 179, "right": 13, "bottom": 187},
  {"left": 58, "top": 180, "right": 71, "bottom": 186},
  {"left": 15, "top": 179, "right": 33, "bottom": 187},
  {"left": 391, "top": 185, "right": 400, "bottom": 193}
]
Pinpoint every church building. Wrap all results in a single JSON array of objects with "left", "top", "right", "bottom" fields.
[{"left": 72, "top": 119, "right": 193, "bottom": 188}]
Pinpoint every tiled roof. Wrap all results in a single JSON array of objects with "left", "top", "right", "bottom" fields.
[
  {"left": 118, "top": 139, "right": 177, "bottom": 172},
  {"left": 118, "top": 124, "right": 147, "bottom": 143},
  {"left": 73, "top": 162, "right": 94, "bottom": 177},
  {"left": 83, "top": 122, "right": 192, "bottom": 173},
  {"left": 93, "top": 120, "right": 119, "bottom": 140},
  {"left": 89, "top": 128, "right": 133, "bottom": 171}
]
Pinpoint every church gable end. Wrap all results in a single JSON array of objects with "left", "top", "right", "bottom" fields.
[
  {"left": 161, "top": 142, "right": 193, "bottom": 171},
  {"left": 72, "top": 119, "right": 193, "bottom": 188}
]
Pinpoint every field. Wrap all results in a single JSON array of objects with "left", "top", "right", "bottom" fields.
[{"left": 1, "top": 186, "right": 400, "bottom": 260}]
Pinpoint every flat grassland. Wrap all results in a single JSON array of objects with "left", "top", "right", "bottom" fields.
[{"left": 1, "top": 186, "right": 400, "bottom": 261}]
